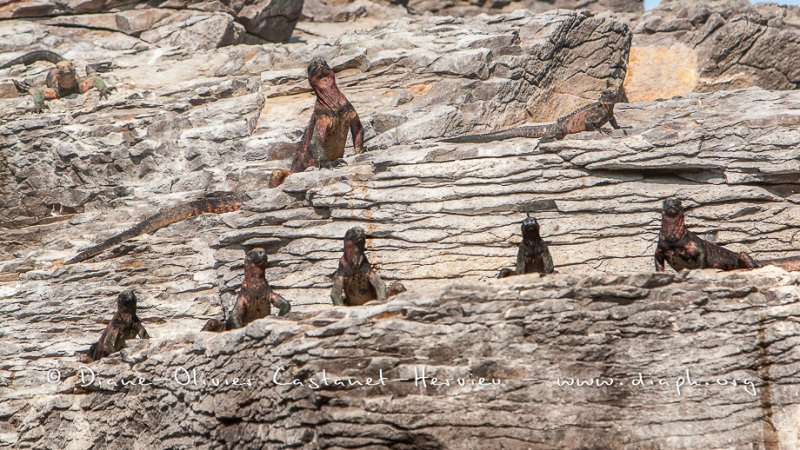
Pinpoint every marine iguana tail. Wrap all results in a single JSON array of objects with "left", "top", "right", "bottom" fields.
[
  {"left": 1, "top": 50, "right": 111, "bottom": 78},
  {"left": 66, "top": 194, "right": 248, "bottom": 265},
  {"left": 654, "top": 198, "right": 758, "bottom": 272},
  {"left": 442, "top": 88, "right": 627, "bottom": 144},
  {"left": 755, "top": 257, "right": 800, "bottom": 271},
  {"left": 1, "top": 50, "right": 66, "bottom": 69}
]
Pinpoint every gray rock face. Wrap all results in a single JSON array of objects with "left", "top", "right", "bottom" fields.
[
  {"left": 221, "top": 0, "right": 305, "bottom": 42},
  {"left": 0, "top": 10, "right": 630, "bottom": 228},
  {"left": 624, "top": 0, "right": 800, "bottom": 101},
  {"left": 1, "top": 0, "right": 301, "bottom": 44},
  {"left": 9, "top": 270, "right": 800, "bottom": 448},
  {"left": 403, "top": 0, "right": 642, "bottom": 15}
]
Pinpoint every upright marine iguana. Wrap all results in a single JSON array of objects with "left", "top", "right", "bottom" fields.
[
  {"left": 655, "top": 198, "right": 758, "bottom": 272},
  {"left": 65, "top": 194, "right": 248, "bottom": 264},
  {"left": 1, "top": 50, "right": 111, "bottom": 113},
  {"left": 269, "top": 58, "right": 365, "bottom": 188},
  {"left": 442, "top": 88, "right": 627, "bottom": 144},
  {"left": 87, "top": 290, "right": 149, "bottom": 361},
  {"left": 202, "top": 248, "right": 291, "bottom": 332},
  {"left": 498, "top": 212, "right": 554, "bottom": 278},
  {"left": 331, "top": 227, "right": 406, "bottom": 306}
]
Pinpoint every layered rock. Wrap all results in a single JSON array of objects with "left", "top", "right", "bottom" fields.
[
  {"left": 402, "top": 0, "right": 642, "bottom": 15},
  {"left": 0, "top": 10, "right": 631, "bottom": 228},
  {"left": 0, "top": 0, "right": 303, "bottom": 44},
  {"left": 9, "top": 270, "right": 800, "bottom": 448},
  {"left": 624, "top": 0, "right": 800, "bottom": 101}
]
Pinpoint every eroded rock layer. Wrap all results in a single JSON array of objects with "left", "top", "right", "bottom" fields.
[{"left": 9, "top": 270, "right": 800, "bottom": 449}]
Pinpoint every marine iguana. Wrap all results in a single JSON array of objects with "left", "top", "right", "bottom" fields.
[
  {"left": 498, "top": 212, "right": 554, "bottom": 278},
  {"left": 269, "top": 58, "right": 365, "bottom": 188},
  {"left": 1, "top": 51, "right": 111, "bottom": 113},
  {"left": 331, "top": 227, "right": 406, "bottom": 306},
  {"left": 202, "top": 248, "right": 291, "bottom": 332},
  {"left": 65, "top": 194, "right": 248, "bottom": 264},
  {"left": 87, "top": 290, "right": 149, "bottom": 361},
  {"left": 655, "top": 198, "right": 759, "bottom": 272},
  {"left": 442, "top": 88, "right": 627, "bottom": 144}
]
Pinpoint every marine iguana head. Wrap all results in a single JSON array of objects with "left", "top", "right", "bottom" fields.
[
  {"left": 117, "top": 289, "right": 137, "bottom": 316},
  {"left": 245, "top": 248, "right": 269, "bottom": 269},
  {"left": 55, "top": 60, "right": 76, "bottom": 76},
  {"left": 599, "top": 88, "right": 619, "bottom": 105},
  {"left": 307, "top": 57, "right": 346, "bottom": 109},
  {"left": 521, "top": 216, "right": 541, "bottom": 243},
  {"left": 660, "top": 198, "right": 688, "bottom": 241},
  {"left": 662, "top": 198, "right": 684, "bottom": 218},
  {"left": 342, "top": 227, "right": 367, "bottom": 267}
]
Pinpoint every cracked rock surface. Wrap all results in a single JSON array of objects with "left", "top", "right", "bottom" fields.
[
  {"left": 624, "top": 0, "right": 800, "bottom": 101},
  {"left": 8, "top": 270, "right": 800, "bottom": 448}
]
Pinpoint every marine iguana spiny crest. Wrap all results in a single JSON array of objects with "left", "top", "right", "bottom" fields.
[{"left": 269, "top": 58, "right": 365, "bottom": 187}]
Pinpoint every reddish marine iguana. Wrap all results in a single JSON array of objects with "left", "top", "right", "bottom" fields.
[
  {"left": 269, "top": 58, "right": 365, "bottom": 188},
  {"left": 442, "top": 88, "right": 627, "bottom": 144},
  {"left": 498, "top": 212, "right": 554, "bottom": 278},
  {"left": 202, "top": 248, "right": 291, "bottom": 332},
  {"left": 331, "top": 227, "right": 406, "bottom": 306},
  {"left": 65, "top": 194, "right": 248, "bottom": 264},
  {"left": 1, "top": 51, "right": 111, "bottom": 113},
  {"left": 87, "top": 290, "right": 149, "bottom": 361},
  {"left": 655, "top": 198, "right": 758, "bottom": 272}
]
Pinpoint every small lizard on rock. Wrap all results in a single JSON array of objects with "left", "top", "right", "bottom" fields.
[
  {"left": 202, "top": 248, "right": 290, "bottom": 332},
  {"left": 65, "top": 194, "right": 248, "bottom": 264},
  {"left": 655, "top": 198, "right": 758, "bottom": 272},
  {"left": 442, "top": 88, "right": 627, "bottom": 144},
  {"left": 498, "top": 212, "right": 554, "bottom": 278},
  {"left": 1, "top": 51, "right": 111, "bottom": 113},
  {"left": 331, "top": 227, "right": 406, "bottom": 306},
  {"left": 87, "top": 290, "right": 149, "bottom": 361},
  {"left": 269, "top": 58, "right": 365, "bottom": 187}
]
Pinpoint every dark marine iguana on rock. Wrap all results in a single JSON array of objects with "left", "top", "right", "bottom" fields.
[
  {"left": 655, "top": 198, "right": 758, "bottom": 272},
  {"left": 269, "top": 58, "right": 365, "bottom": 188},
  {"left": 202, "top": 248, "right": 291, "bottom": 332},
  {"left": 331, "top": 227, "right": 406, "bottom": 306},
  {"left": 87, "top": 290, "right": 149, "bottom": 361},
  {"left": 1, "top": 51, "right": 111, "bottom": 113},
  {"left": 442, "top": 88, "right": 627, "bottom": 144},
  {"left": 65, "top": 194, "right": 248, "bottom": 264},
  {"left": 498, "top": 212, "right": 554, "bottom": 278}
]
